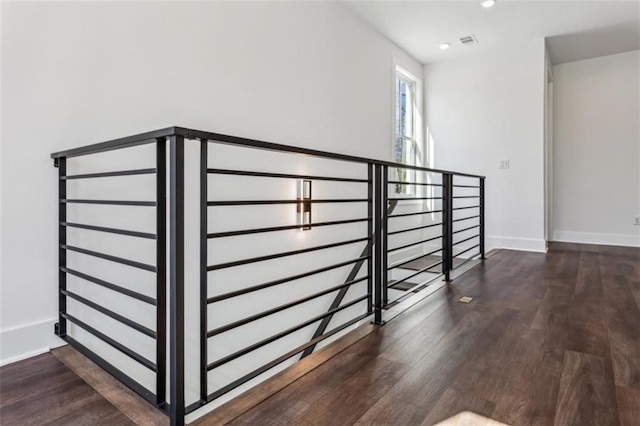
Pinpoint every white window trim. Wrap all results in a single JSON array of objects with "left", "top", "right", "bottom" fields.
[{"left": 392, "top": 59, "right": 425, "bottom": 203}]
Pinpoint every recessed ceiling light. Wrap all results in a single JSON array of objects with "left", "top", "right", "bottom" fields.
[
  {"left": 440, "top": 43, "right": 451, "bottom": 50},
  {"left": 481, "top": 0, "right": 496, "bottom": 8}
]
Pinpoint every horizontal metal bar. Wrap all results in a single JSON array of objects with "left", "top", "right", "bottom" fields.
[
  {"left": 207, "top": 199, "right": 368, "bottom": 206},
  {"left": 452, "top": 244, "right": 481, "bottom": 259},
  {"left": 388, "top": 197, "right": 442, "bottom": 201},
  {"left": 387, "top": 247, "right": 443, "bottom": 270},
  {"left": 452, "top": 252, "right": 483, "bottom": 271},
  {"left": 62, "top": 244, "right": 157, "bottom": 272},
  {"left": 61, "top": 312, "right": 156, "bottom": 371},
  {"left": 387, "top": 222, "right": 443, "bottom": 236},
  {"left": 388, "top": 235, "right": 442, "bottom": 253},
  {"left": 51, "top": 127, "right": 174, "bottom": 159},
  {"left": 452, "top": 184, "right": 480, "bottom": 188},
  {"left": 181, "top": 127, "right": 485, "bottom": 179},
  {"left": 207, "top": 255, "right": 369, "bottom": 303},
  {"left": 387, "top": 181, "right": 443, "bottom": 187},
  {"left": 452, "top": 205, "right": 480, "bottom": 211},
  {"left": 189, "top": 312, "right": 369, "bottom": 412},
  {"left": 62, "top": 222, "right": 156, "bottom": 239},
  {"left": 61, "top": 335, "right": 157, "bottom": 406},
  {"left": 388, "top": 209, "right": 443, "bottom": 219},
  {"left": 452, "top": 215, "right": 480, "bottom": 223},
  {"left": 207, "top": 237, "right": 369, "bottom": 271},
  {"left": 453, "top": 233, "right": 479, "bottom": 247},
  {"left": 389, "top": 260, "right": 443, "bottom": 289},
  {"left": 207, "top": 217, "right": 370, "bottom": 239},
  {"left": 207, "top": 294, "right": 368, "bottom": 371},
  {"left": 61, "top": 289, "right": 156, "bottom": 338},
  {"left": 385, "top": 161, "right": 480, "bottom": 177},
  {"left": 61, "top": 199, "right": 157, "bottom": 207},
  {"left": 385, "top": 273, "right": 445, "bottom": 307},
  {"left": 52, "top": 126, "right": 485, "bottom": 179},
  {"left": 453, "top": 196, "right": 480, "bottom": 199},
  {"left": 62, "top": 267, "right": 155, "bottom": 305},
  {"left": 207, "top": 276, "right": 369, "bottom": 337},
  {"left": 452, "top": 224, "right": 480, "bottom": 235},
  {"left": 207, "top": 168, "right": 368, "bottom": 183},
  {"left": 62, "top": 168, "right": 156, "bottom": 180}
]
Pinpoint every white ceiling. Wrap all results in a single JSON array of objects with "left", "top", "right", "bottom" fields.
[{"left": 343, "top": 0, "right": 640, "bottom": 65}]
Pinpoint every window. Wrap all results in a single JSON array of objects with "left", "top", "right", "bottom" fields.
[{"left": 394, "top": 66, "right": 422, "bottom": 194}]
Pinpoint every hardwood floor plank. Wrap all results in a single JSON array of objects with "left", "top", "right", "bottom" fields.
[
  {"left": 355, "top": 395, "right": 428, "bottom": 425},
  {"left": 51, "top": 345, "right": 168, "bottom": 426},
  {"left": 0, "top": 353, "right": 63, "bottom": 384},
  {"left": 380, "top": 307, "right": 516, "bottom": 411},
  {"left": 598, "top": 253, "right": 640, "bottom": 389},
  {"left": 228, "top": 333, "right": 387, "bottom": 425},
  {"left": 421, "top": 388, "right": 496, "bottom": 426},
  {"left": 554, "top": 350, "right": 620, "bottom": 426},
  {"left": 616, "top": 385, "right": 640, "bottom": 426},
  {"left": 0, "top": 353, "right": 131, "bottom": 426},
  {"left": 43, "top": 397, "right": 134, "bottom": 425}
]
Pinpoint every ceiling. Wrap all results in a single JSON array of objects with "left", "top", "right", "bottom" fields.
[{"left": 343, "top": 0, "right": 640, "bottom": 65}]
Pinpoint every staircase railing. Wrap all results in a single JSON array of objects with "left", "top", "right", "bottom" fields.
[{"left": 50, "top": 126, "right": 485, "bottom": 426}]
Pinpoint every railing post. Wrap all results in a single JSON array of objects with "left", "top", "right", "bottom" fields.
[
  {"left": 200, "top": 139, "right": 208, "bottom": 403},
  {"left": 156, "top": 138, "right": 167, "bottom": 407},
  {"left": 169, "top": 134, "right": 185, "bottom": 426},
  {"left": 480, "top": 177, "right": 486, "bottom": 260},
  {"left": 372, "top": 164, "right": 384, "bottom": 325},
  {"left": 56, "top": 157, "right": 67, "bottom": 337},
  {"left": 367, "top": 163, "right": 374, "bottom": 315},
  {"left": 381, "top": 165, "right": 389, "bottom": 306},
  {"left": 442, "top": 173, "right": 453, "bottom": 281}
]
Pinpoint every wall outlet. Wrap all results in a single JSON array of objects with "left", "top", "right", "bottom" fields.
[
  {"left": 634, "top": 216, "right": 640, "bottom": 226},
  {"left": 498, "top": 159, "right": 510, "bottom": 169}
]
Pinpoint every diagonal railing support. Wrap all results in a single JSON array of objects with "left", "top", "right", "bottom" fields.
[{"left": 299, "top": 198, "right": 399, "bottom": 359}]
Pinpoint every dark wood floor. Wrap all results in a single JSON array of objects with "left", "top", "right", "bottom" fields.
[
  {"left": 1, "top": 243, "right": 638, "bottom": 425},
  {"left": 220, "top": 243, "right": 640, "bottom": 425},
  {"left": 0, "top": 352, "right": 133, "bottom": 425}
]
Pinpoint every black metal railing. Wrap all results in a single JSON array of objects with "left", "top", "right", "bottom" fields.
[{"left": 51, "top": 126, "right": 485, "bottom": 426}]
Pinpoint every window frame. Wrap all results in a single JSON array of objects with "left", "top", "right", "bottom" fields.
[{"left": 392, "top": 63, "right": 424, "bottom": 196}]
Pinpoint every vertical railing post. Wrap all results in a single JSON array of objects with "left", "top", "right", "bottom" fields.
[
  {"left": 381, "top": 165, "right": 389, "bottom": 306},
  {"left": 199, "top": 139, "right": 208, "bottom": 403},
  {"left": 169, "top": 134, "right": 185, "bottom": 426},
  {"left": 155, "top": 138, "right": 167, "bottom": 407},
  {"left": 479, "top": 177, "right": 486, "bottom": 260},
  {"left": 372, "top": 164, "right": 384, "bottom": 325},
  {"left": 442, "top": 173, "right": 452, "bottom": 281},
  {"left": 56, "top": 157, "right": 67, "bottom": 337},
  {"left": 366, "top": 163, "right": 374, "bottom": 315}
]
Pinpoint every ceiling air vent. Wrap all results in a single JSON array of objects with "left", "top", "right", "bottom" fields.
[{"left": 459, "top": 34, "right": 479, "bottom": 46}]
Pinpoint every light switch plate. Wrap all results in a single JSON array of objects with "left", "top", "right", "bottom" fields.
[{"left": 499, "top": 159, "right": 510, "bottom": 169}]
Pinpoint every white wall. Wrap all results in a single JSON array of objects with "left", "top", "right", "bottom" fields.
[
  {"left": 553, "top": 50, "right": 640, "bottom": 247},
  {"left": 424, "top": 39, "right": 548, "bottom": 252},
  {"left": 1, "top": 0, "right": 422, "bottom": 375}
]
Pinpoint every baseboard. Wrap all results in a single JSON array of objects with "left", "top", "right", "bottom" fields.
[
  {"left": 553, "top": 230, "right": 640, "bottom": 248},
  {"left": 486, "top": 235, "right": 547, "bottom": 253},
  {"left": 0, "top": 318, "right": 66, "bottom": 366}
]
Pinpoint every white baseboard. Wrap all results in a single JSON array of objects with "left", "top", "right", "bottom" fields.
[
  {"left": 487, "top": 235, "right": 547, "bottom": 253},
  {"left": 553, "top": 230, "right": 640, "bottom": 248},
  {"left": 0, "top": 318, "right": 66, "bottom": 366}
]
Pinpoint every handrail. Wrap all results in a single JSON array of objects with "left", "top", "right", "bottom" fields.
[{"left": 51, "top": 126, "right": 485, "bottom": 179}]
